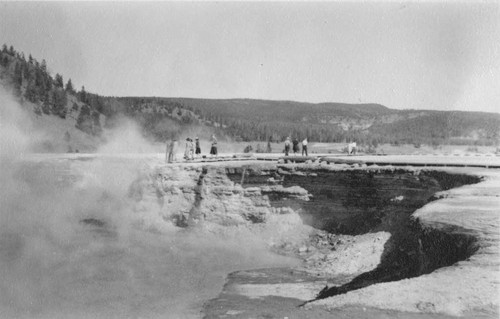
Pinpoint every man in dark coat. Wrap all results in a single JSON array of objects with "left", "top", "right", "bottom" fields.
[{"left": 292, "top": 138, "right": 299, "bottom": 154}]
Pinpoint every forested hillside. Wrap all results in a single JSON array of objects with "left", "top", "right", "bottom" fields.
[
  {"left": 0, "top": 45, "right": 105, "bottom": 137},
  {"left": 1, "top": 44, "right": 498, "bottom": 150},
  {"left": 117, "top": 97, "right": 500, "bottom": 146},
  {"left": 369, "top": 111, "right": 500, "bottom": 146}
]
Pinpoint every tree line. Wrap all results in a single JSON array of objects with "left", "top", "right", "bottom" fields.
[
  {"left": 111, "top": 96, "right": 500, "bottom": 147},
  {"left": 2, "top": 44, "right": 498, "bottom": 147},
  {"left": 0, "top": 44, "right": 105, "bottom": 136}
]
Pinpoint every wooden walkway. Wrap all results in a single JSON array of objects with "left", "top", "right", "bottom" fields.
[
  {"left": 256, "top": 154, "right": 500, "bottom": 169},
  {"left": 181, "top": 154, "right": 255, "bottom": 163},
  {"left": 320, "top": 156, "right": 500, "bottom": 169},
  {"left": 257, "top": 155, "right": 319, "bottom": 163},
  {"left": 171, "top": 153, "right": 500, "bottom": 169}
]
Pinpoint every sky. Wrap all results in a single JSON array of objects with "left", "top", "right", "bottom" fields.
[{"left": 0, "top": 1, "right": 499, "bottom": 113}]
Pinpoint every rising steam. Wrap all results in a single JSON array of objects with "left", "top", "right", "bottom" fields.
[{"left": 0, "top": 87, "right": 296, "bottom": 318}]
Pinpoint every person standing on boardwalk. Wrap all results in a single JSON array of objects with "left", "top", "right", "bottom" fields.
[
  {"left": 189, "top": 138, "right": 195, "bottom": 159},
  {"left": 284, "top": 137, "right": 291, "bottom": 156},
  {"left": 167, "top": 138, "right": 178, "bottom": 163},
  {"left": 172, "top": 139, "right": 178, "bottom": 162},
  {"left": 195, "top": 137, "right": 201, "bottom": 158},
  {"left": 302, "top": 138, "right": 308, "bottom": 156},
  {"left": 184, "top": 138, "right": 191, "bottom": 160},
  {"left": 184, "top": 138, "right": 195, "bottom": 160},
  {"left": 292, "top": 138, "right": 299, "bottom": 154},
  {"left": 351, "top": 142, "right": 357, "bottom": 155},
  {"left": 348, "top": 142, "right": 357, "bottom": 155},
  {"left": 210, "top": 134, "right": 218, "bottom": 157},
  {"left": 173, "top": 139, "right": 179, "bottom": 161},
  {"left": 165, "top": 139, "right": 171, "bottom": 163}
]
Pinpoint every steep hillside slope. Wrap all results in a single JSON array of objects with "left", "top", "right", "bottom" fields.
[{"left": 0, "top": 47, "right": 105, "bottom": 152}]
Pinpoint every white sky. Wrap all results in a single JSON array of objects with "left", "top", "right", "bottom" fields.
[{"left": 1, "top": 1, "right": 499, "bottom": 113}]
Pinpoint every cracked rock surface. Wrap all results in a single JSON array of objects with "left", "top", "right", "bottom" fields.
[{"left": 130, "top": 161, "right": 499, "bottom": 318}]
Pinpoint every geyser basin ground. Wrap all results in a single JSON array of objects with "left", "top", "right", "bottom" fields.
[
  {"left": 5, "top": 154, "right": 499, "bottom": 318},
  {"left": 188, "top": 160, "right": 498, "bottom": 318},
  {"left": 1, "top": 156, "right": 299, "bottom": 319}
]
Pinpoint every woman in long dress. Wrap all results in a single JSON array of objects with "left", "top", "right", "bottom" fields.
[
  {"left": 210, "top": 135, "right": 218, "bottom": 157},
  {"left": 184, "top": 138, "right": 194, "bottom": 160}
]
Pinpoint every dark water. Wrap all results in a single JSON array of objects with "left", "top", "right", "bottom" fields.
[{"left": 0, "top": 156, "right": 295, "bottom": 319}]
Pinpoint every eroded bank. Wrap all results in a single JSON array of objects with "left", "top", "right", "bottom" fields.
[{"left": 128, "top": 161, "right": 498, "bottom": 317}]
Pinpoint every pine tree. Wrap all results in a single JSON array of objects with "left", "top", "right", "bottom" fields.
[
  {"left": 41, "top": 97, "right": 51, "bottom": 114},
  {"left": 41, "top": 59, "right": 47, "bottom": 73},
  {"left": 52, "top": 89, "right": 67, "bottom": 118},
  {"left": 0, "top": 55, "right": 7, "bottom": 67},
  {"left": 13, "top": 62, "right": 23, "bottom": 93},
  {"left": 22, "top": 63, "right": 29, "bottom": 79},
  {"left": 45, "top": 74, "right": 53, "bottom": 91},
  {"left": 25, "top": 80, "right": 37, "bottom": 102},
  {"left": 55, "top": 73, "right": 64, "bottom": 88},
  {"left": 79, "top": 86, "right": 87, "bottom": 104},
  {"left": 76, "top": 104, "right": 92, "bottom": 134},
  {"left": 65, "top": 78, "right": 74, "bottom": 93}
]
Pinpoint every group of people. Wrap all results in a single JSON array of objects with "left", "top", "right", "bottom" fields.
[
  {"left": 182, "top": 137, "right": 200, "bottom": 161},
  {"left": 284, "top": 137, "right": 309, "bottom": 156},
  {"left": 166, "top": 134, "right": 218, "bottom": 163}
]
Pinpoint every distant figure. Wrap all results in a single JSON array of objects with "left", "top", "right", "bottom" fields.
[
  {"left": 189, "top": 138, "right": 195, "bottom": 159},
  {"left": 302, "top": 138, "right": 308, "bottom": 156},
  {"left": 172, "top": 139, "right": 178, "bottom": 161},
  {"left": 184, "top": 138, "right": 190, "bottom": 160},
  {"left": 165, "top": 139, "right": 170, "bottom": 163},
  {"left": 292, "top": 138, "right": 299, "bottom": 154},
  {"left": 348, "top": 142, "right": 357, "bottom": 155},
  {"left": 266, "top": 140, "right": 272, "bottom": 153},
  {"left": 167, "top": 138, "right": 178, "bottom": 163},
  {"left": 184, "top": 138, "right": 194, "bottom": 160},
  {"left": 284, "top": 137, "right": 291, "bottom": 156},
  {"left": 210, "top": 134, "right": 218, "bottom": 157},
  {"left": 195, "top": 137, "right": 201, "bottom": 157}
]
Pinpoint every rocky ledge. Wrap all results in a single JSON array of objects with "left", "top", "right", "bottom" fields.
[
  {"left": 308, "top": 167, "right": 500, "bottom": 317},
  {"left": 128, "top": 161, "right": 499, "bottom": 318}
]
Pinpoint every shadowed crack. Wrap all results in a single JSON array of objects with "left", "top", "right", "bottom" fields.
[
  {"left": 313, "top": 222, "right": 478, "bottom": 301},
  {"left": 226, "top": 167, "right": 481, "bottom": 302},
  {"left": 178, "top": 166, "right": 208, "bottom": 227}
]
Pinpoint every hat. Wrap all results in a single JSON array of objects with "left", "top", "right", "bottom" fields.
[{"left": 195, "top": 137, "right": 199, "bottom": 140}]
